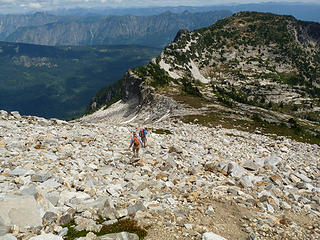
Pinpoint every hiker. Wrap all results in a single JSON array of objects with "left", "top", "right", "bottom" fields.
[
  {"left": 129, "top": 132, "right": 144, "bottom": 158},
  {"left": 139, "top": 128, "right": 148, "bottom": 147}
]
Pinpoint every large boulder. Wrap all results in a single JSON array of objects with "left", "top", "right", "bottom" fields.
[
  {"left": 0, "top": 234, "right": 17, "bottom": 240},
  {"left": 0, "top": 195, "right": 42, "bottom": 228}
]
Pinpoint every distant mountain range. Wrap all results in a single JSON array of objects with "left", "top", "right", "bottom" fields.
[
  {"left": 47, "top": 3, "right": 320, "bottom": 23},
  {"left": 0, "top": 11, "right": 232, "bottom": 47},
  {"left": 0, "top": 42, "right": 160, "bottom": 119}
]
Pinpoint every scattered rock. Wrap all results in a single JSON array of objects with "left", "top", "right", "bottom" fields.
[{"left": 202, "top": 232, "right": 227, "bottom": 240}]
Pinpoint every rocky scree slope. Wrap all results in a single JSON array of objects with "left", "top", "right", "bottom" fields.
[{"left": 1, "top": 110, "right": 320, "bottom": 240}]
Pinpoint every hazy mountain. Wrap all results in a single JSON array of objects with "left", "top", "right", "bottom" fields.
[
  {"left": 3, "top": 11, "right": 232, "bottom": 47},
  {"left": 89, "top": 11, "right": 320, "bottom": 143},
  {"left": 0, "top": 41, "right": 160, "bottom": 119},
  {"left": 47, "top": 2, "right": 320, "bottom": 22},
  {"left": 0, "top": 12, "right": 59, "bottom": 39}
]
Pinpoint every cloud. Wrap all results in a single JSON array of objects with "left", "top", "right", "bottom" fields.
[
  {"left": 101, "top": 0, "right": 122, "bottom": 3},
  {"left": 29, "top": 2, "right": 42, "bottom": 8},
  {"left": 0, "top": 0, "right": 16, "bottom": 3},
  {"left": 0, "top": 0, "right": 319, "bottom": 14}
]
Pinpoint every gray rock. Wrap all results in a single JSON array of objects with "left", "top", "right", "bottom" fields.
[
  {"left": 227, "top": 162, "right": 247, "bottom": 178},
  {"left": 253, "top": 155, "right": 281, "bottom": 168},
  {"left": 263, "top": 155, "right": 282, "bottom": 167},
  {"left": 82, "top": 196, "right": 109, "bottom": 211},
  {"left": 28, "top": 234, "right": 63, "bottom": 240},
  {"left": 127, "top": 201, "right": 146, "bottom": 215},
  {"left": 248, "top": 233, "right": 256, "bottom": 240},
  {"left": 0, "top": 226, "right": 10, "bottom": 236},
  {"left": 46, "top": 191, "right": 60, "bottom": 207},
  {"left": 9, "top": 167, "right": 34, "bottom": 177},
  {"left": 242, "top": 161, "right": 260, "bottom": 171},
  {"left": 58, "top": 227, "right": 68, "bottom": 237},
  {"left": 100, "top": 208, "right": 116, "bottom": 220},
  {"left": 40, "top": 179, "right": 61, "bottom": 189},
  {"left": 116, "top": 209, "right": 128, "bottom": 219},
  {"left": 0, "top": 195, "right": 42, "bottom": 228},
  {"left": 239, "top": 175, "right": 263, "bottom": 188},
  {"left": 74, "top": 216, "right": 101, "bottom": 232},
  {"left": 239, "top": 176, "right": 254, "bottom": 188},
  {"left": 0, "top": 110, "right": 8, "bottom": 118},
  {"left": 107, "top": 185, "right": 122, "bottom": 197},
  {"left": 20, "top": 185, "right": 37, "bottom": 196},
  {"left": 100, "top": 232, "right": 139, "bottom": 240},
  {"left": 266, "top": 203, "right": 274, "bottom": 213},
  {"left": 10, "top": 111, "right": 21, "bottom": 119},
  {"left": 227, "top": 188, "right": 238, "bottom": 195},
  {"left": 42, "top": 211, "right": 58, "bottom": 225},
  {"left": 0, "top": 234, "right": 17, "bottom": 240},
  {"left": 59, "top": 209, "right": 76, "bottom": 226},
  {"left": 202, "top": 232, "right": 227, "bottom": 240},
  {"left": 205, "top": 206, "right": 215, "bottom": 216},
  {"left": 31, "top": 171, "right": 51, "bottom": 183},
  {"left": 295, "top": 173, "right": 312, "bottom": 183},
  {"left": 102, "top": 219, "right": 118, "bottom": 226},
  {"left": 296, "top": 182, "right": 307, "bottom": 189}
]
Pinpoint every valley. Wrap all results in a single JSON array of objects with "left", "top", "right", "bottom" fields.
[{"left": 0, "top": 42, "right": 160, "bottom": 119}]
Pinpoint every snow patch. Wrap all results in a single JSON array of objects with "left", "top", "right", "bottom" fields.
[
  {"left": 188, "top": 60, "right": 210, "bottom": 83},
  {"left": 144, "top": 115, "right": 150, "bottom": 121},
  {"left": 122, "top": 115, "right": 138, "bottom": 124},
  {"left": 159, "top": 58, "right": 181, "bottom": 79},
  {"left": 155, "top": 110, "right": 170, "bottom": 123}
]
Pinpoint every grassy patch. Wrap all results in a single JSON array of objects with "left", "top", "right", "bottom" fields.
[
  {"left": 152, "top": 128, "right": 172, "bottom": 135},
  {"left": 180, "top": 108, "right": 320, "bottom": 145},
  {"left": 63, "top": 218, "right": 148, "bottom": 240},
  {"left": 170, "top": 94, "right": 206, "bottom": 108}
]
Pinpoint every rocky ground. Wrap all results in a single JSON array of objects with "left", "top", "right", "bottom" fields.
[{"left": 0, "top": 109, "right": 319, "bottom": 240}]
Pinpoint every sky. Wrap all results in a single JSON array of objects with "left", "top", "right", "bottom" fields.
[{"left": 0, "top": 0, "right": 319, "bottom": 14}]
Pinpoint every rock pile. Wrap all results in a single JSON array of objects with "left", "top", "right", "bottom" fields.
[{"left": 0, "top": 109, "right": 319, "bottom": 239}]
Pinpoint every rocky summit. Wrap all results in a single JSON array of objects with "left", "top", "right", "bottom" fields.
[
  {"left": 87, "top": 12, "right": 320, "bottom": 145},
  {"left": 0, "top": 108, "right": 319, "bottom": 240}
]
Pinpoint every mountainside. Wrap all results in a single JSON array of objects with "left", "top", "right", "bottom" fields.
[
  {"left": 85, "top": 12, "right": 320, "bottom": 144},
  {"left": 2, "top": 11, "right": 232, "bottom": 47},
  {"left": 1, "top": 11, "right": 320, "bottom": 240},
  {"left": 0, "top": 12, "right": 60, "bottom": 39},
  {"left": 1, "top": 94, "right": 320, "bottom": 240},
  {"left": 0, "top": 41, "right": 160, "bottom": 119}
]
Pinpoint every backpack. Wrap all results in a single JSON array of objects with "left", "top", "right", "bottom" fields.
[
  {"left": 139, "top": 129, "right": 146, "bottom": 138},
  {"left": 133, "top": 136, "right": 139, "bottom": 146}
]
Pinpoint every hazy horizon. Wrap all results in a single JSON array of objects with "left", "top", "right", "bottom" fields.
[{"left": 0, "top": 0, "right": 320, "bottom": 14}]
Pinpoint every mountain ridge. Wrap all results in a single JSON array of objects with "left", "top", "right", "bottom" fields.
[
  {"left": 85, "top": 11, "right": 320, "bottom": 144},
  {"left": 1, "top": 11, "right": 232, "bottom": 47}
]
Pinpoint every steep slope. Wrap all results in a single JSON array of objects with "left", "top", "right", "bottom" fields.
[
  {"left": 84, "top": 12, "right": 320, "bottom": 144},
  {"left": 0, "top": 12, "right": 59, "bottom": 39},
  {"left": 1, "top": 105, "right": 320, "bottom": 240},
  {"left": 4, "top": 11, "right": 232, "bottom": 47},
  {"left": 0, "top": 41, "right": 160, "bottom": 119}
]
